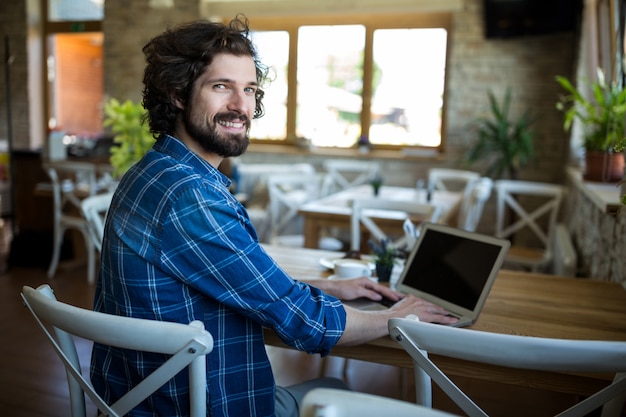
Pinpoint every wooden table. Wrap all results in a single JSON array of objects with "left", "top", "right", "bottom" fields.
[
  {"left": 262, "top": 244, "right": 626, "bottom": 398},
  {"left": 298, "top": 185, "right": 462, "bottom": 249}
]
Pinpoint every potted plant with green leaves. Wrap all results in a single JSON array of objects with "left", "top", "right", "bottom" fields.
[
  {"left": 368, "top": 238, "right": 401, "bottom": 283},
  {"left": 463, "top": 88, "right": 536, "bottom": 180},
  {"left": 555, "top": 69, "right": 626, "bottom": 182},
  {"left": 104, "top": 98, "right": 155, "bottom": 178}
]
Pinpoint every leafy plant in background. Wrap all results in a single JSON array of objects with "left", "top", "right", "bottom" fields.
[
  {"left": 555, "top": 69, "right": 626, "bottom": 153},
  {"left": 104, "top": 98, "right": 155, "bottom": 178},
  {"left": 464, "top": 88, "right": 536, "bottom": 180}
]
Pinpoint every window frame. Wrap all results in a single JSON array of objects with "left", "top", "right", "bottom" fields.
[{"left": 247, "top": 12, "right": 452, "bottom": 152}]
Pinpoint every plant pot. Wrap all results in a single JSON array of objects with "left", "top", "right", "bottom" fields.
[
  {"left": 584, "top": 151, "right": 625, "bottom": 183},
  {"left": 375, "top": 263, "right": 392, "bottom": 283}
]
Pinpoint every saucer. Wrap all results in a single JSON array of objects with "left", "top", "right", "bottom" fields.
[
  {"left": 327, "top": 274, "right": 378, "bottom": 283},
  {"left": 319, "top": 256, "right": 375, "bottom": 270}
]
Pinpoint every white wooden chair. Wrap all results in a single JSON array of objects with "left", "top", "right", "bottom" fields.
[
  {"left": 79, "top": 192, "right": 114, "bottom": 253},
  {"left": 321, "top": 160, "right": 382, "bottom": 196},
  {"left": 267, "top": 173, "right": 343, "bottom": 250},
  {"left": 427, "top": 168, "right": 480, "bottom": 195},
  {"left": 456, "top": 177, "right": 493, "bottom": 232},
  {"left": 300, "top": 388, "right": 459, "bottom": 417},
  {"left": 235, "top": 162, "right": 317, "bottom": 242},
  {"left": 494, "top": 180, "right": 565, "bottom": 272},
  {"left": 21, "top": 284, "right": 214, "bottom": 417},
  {"left": 43, "top": 160, "right": 98, "bottom": 284},
  {"left": 350, "top": 198, "right": 442, "bottom": 252},
  {"left": 388, "top": 317, "right": 626, "bottom": 417}
]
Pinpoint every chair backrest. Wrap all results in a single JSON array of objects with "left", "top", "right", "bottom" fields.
[
  {"left": 427, "top": 168, "right": 480, "bottom": 194},
  {"left": 322, "top": 160, "right": 381, "bottom": 195},
  {"left": 79, "top": 192, "right": 114, "bottom": 253},
  {"left": 235, "top": 162, "right": 316, "bottom": 207},
  {"left": 267, "top": 173, "right": 326, "bottom": 242},
  {"left": 389, "top": 318, "right": 626, "bottom": 417},
  {"left": 300, "top": 388, "right": 459, "bottom": 417},
  {"left": 42, "top": 160, "right": 102, "bottom": 283},
  {"left": 494, "top": 180, "right": 565, "bottom": 271},
  {"left": 456, "top": 177, "right": 494, "bottom": 232},
  {"left": 234, "top": 162, "right": 316, "bottom": 242},
  {"left": 43, "top": 160, "right": 99, "bottom": 219},
  {"left": 350, "top": 198, "right": 442, "bottom": 252},
  {"left": 21, "top": 284, "right": 213, "bottom": 417}
]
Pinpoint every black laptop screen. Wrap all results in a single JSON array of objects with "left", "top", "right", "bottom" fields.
[{"left": 401, "top": 228, "right": 504, "bottom": 311}]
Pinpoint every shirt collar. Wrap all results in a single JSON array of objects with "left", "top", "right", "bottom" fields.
[{"left": 154, "top": 134, "right": 232, "bottom": 189}]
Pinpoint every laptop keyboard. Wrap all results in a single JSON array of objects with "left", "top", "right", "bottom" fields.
[{"left": 379, "top": 296, "right": 398, "bottom": 308}]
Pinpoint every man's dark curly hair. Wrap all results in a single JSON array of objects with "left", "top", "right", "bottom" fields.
[{"left": 141, "top": 15, "right": 268, "bottom": 136}]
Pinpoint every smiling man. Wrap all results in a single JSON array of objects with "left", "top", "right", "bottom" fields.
[{"left": 90, "top": 16, "right": 456, "bottom": 417}]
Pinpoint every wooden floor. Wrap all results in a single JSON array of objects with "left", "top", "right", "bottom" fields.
[{"left": 0, "top": 221, "right": 599, "bottom": 417}]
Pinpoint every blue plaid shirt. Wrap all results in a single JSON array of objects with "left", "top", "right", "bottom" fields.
[{"left": 90, "top": 135, "right": 346, "bottom": 417}]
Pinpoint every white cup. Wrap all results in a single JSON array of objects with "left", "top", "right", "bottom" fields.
[{"left": 334, "top": 259, "right": 371, "bottom": 279}]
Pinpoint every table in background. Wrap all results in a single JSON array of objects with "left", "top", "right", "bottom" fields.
[
  {"left": 298, "top": 185, "right": 462, "bottom": 249},
  {"left": 262, "top": 244, "right": 626, "bottom": 399}
]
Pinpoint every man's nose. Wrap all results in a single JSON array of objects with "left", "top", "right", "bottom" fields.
[{"left": 227, "top": 90, "right": 251, "bottom": 114}]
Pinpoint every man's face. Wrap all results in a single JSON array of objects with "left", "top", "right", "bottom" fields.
[{"left": 181, "top": 53, "right": 258, "bottom": 157}]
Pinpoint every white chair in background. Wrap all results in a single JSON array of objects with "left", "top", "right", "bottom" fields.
[
  {"left": 427, "top": 168, "right": 480, "bottom": 196},
  {"left": 79, "top": 192, "right": 114, "bottom": 254},
  {"left": 267, "top": 173, "right": 343, "bottom": 250},
  {"left": 389, "top": 317, "right": 626, "bottom": 417},
  {"left": 300, "top": 388, "right": 459, "bottom": 417},
  {"left": 43, "top": 160, "right": 98, "bottom": 284},
  {"left": 21, "top": 284, "right": 214, "bottom": 417},
  {"left": 350, "top": 198, "right": 442, "bottom": 252},
  {"left": 494, "top": 180, "right": 565, "bottom": 272},
  {"left": 321, "top": 159, "right": 381, "bottom": 195},
  {"left": 456, "top": 177, "right": 494, "bottom": 232},
  {"left": 234, "top": 162, "right": 316, "bottom": 242}
]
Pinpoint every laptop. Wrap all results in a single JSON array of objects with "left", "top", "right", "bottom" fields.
[{"left": 346, "top": 222, "right": 510, "bottom": 327}]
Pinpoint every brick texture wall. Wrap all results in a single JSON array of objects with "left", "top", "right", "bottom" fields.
[
  {"left": 0, "top": 2, "right": 29, "bottom": 150},
  {"left": 564, "top": 179, "right": 626, "bottom": 283}
]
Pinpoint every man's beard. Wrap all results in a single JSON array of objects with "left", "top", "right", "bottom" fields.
[{"left": 183, "top": 109, "right": 250, "bottom": 158}]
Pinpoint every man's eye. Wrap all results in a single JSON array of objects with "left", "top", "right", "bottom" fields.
[
  {"left": 244, "top": 87, "right": 256, "bottom": 94},
  {"left": 213, "top": 84, "right": 227, "bottom": 90}
]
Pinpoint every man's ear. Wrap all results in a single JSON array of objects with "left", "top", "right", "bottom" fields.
[{"left": 173, "top": 97, "right": 185, "bottom": 110}]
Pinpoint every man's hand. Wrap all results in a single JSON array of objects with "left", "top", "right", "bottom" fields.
[
  {"left": 387, "top": 294, "right": 459, "bottom": 325},
  {"left": 303, "top": 277, "right": 402, "bottom": 303}
]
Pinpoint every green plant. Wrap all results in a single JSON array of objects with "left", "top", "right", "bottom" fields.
[
  {"left": 555, "top": 69, "right": 626, "bottom": 153},
  {"left": 368, "top": 238, "right": 400, "bottom": 269},
  {"left": 464, "top": 88, "right": 536, "bottom": 180},
  {"left": 104, "top": 98, "right": 155, "bottom": 178},
  {"left": 369, "top": 174, "right": 383, "bottom": 196},
  {"left": 368, "top": 238, "right": 401, "bottom": 282}
]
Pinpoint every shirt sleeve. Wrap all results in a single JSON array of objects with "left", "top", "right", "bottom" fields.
[{"left": 158, "top": 185, "right": 346, "bottom": 355}]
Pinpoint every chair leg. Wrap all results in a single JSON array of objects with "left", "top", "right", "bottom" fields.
[{"left": 47, "top": 225, "right": 65, "bottom": 278}]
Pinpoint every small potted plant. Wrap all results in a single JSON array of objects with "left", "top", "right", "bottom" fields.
[
  {"left": 368, "top": 238, "right": 401, "bottom": 282},
  {"left": 369, "top": 174, "right": 384, "bottom": 196}
]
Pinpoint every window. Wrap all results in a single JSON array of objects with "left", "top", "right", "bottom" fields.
[
  {"left": 43, "top": 0, "right": 104, "bottom": 148},
  {"left": 249, "top": 13, "right": 450, "bottom": 151},
  {"left": 48, "top": 0, "right": 104, "bottom": 21},
  {"left": 250, "top": 31, "right": 289, "bottom": 140},
  {"left": 296, "top": 25, "right": 365, "bottom": 147},
  {"left": 370, "top": 28, "right": 447, "bottom": 148}
]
